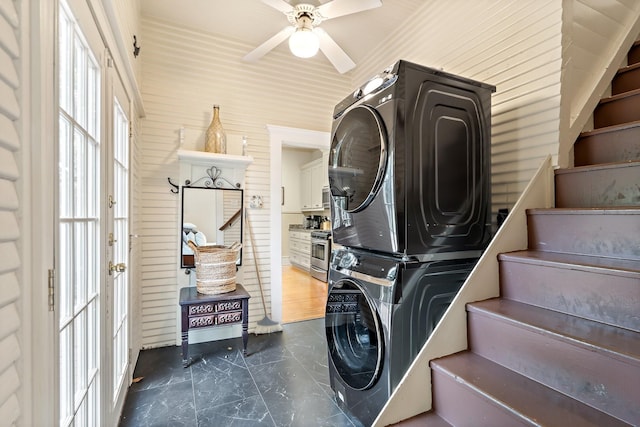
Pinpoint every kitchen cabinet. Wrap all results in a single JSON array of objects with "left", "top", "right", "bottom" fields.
[
  {"left": 289, "top": 229, "right": 311, "bottom": 271},
  {"left": 300, "top": 157, "right": 326, "bottom": 211}
]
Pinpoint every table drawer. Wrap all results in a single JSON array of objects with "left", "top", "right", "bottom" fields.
[
  {"left": 188, "top": 299, "right": 242, "bottom": 316},
  {"left": 188, "top": 310, "right": 242, "bottom": 329}
]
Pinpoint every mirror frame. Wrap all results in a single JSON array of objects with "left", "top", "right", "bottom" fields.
[{"left": 180, "top": 186, "right": 244, "bottom": 269}]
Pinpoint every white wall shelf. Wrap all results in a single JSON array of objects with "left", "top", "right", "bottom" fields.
[{"left": 177, "top": 149, "right": 253, "bottom": 169}]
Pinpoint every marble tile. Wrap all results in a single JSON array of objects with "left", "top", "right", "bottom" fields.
[
  {"left": 119, "top": 380, "right": 196, "bottom": 427},
  {"left": 119, "top": 320, "right": 360, "bottom": 427},
  {"left": 243, "top": 333, "right": 293, "bottom": 367},
  {"left": 191, "top": 346, "right": 261, "bottom": 409},
  {"left": 130, "top": 345, "right": 191, "bottom": 392},
  {"left": 249, "top": 358, "right": 348, "bottom": 427},
  {"left": 196, "top": 395, "right": 275, "bottom": 427}
]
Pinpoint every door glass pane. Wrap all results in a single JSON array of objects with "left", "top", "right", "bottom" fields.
[
  {"left": 328, "top": 106, "right": 386, "bottom": 212},
  {"left": 325, "top": 280, "right": 381, "bottom": 390},
  {"left": 58, "top": 1, "right": 101, "bottom": 425}
]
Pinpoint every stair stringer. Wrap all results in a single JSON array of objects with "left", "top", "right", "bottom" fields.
[{"left": 374, "top": 155, "right": 555, "bottom": 427}]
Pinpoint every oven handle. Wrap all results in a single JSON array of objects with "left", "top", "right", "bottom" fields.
[{"left": 310, "top": 265, "right": 326, "bottom": 274}]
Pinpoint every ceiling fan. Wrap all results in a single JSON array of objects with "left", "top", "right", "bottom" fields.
[{"left": 243, "top": 0, "right": 382, "bottom": 74}]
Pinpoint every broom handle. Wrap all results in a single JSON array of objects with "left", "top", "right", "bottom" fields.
[{"left": 245, "top": 209, "right": 268, "bottom": 313}]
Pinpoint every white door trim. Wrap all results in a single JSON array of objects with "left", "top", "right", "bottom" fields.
[{"left": 267, "top": 125, "right": 329, "bottom": 321}]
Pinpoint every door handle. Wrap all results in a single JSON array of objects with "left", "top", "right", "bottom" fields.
[{"left": 109, "top": 261, "right": 127, "bottom": 275}]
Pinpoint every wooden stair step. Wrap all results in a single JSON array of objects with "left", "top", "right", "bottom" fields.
[
  {"left": 612, "top": 61, "right": 640, "bottom": 95},
  {"left": 467, "top": 299, "right": 640, "bottom": 424},
  {"left": 555, "top": 160, "right": 640, "bottom": 208},
  {"left": 527, "top": 207, "right": 640, "bottom": 259},
  {"left": 628, "top": 39, "right": 640, "bottom": 65},
  {"left": 431, "top": 352, "right": 629, "bottom": 427},
  {"left": 594, "top": 88, "right": 640, "bottom": 128},
  {"left": 574, "top": 121, "right": 640, "bottom": 166},
  {"left": 388, "top": 411, "right": 452, "bottom": 427},
  {"left": 499, "top": 250, "right": 640, "bottom": 332}
]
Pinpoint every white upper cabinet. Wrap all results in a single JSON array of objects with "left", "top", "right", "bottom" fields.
[{"left": 300, "top": 158, "right": 325, "bottom": 211}]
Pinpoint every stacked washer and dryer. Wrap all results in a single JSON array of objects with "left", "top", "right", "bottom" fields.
[{"left": 324, "top": 60, "right": 496, "bottom": 426}]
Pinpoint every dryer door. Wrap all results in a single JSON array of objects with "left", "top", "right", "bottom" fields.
[
  {"left": 325, "top": 279, "right": 383, "bottom": 390},
  {"left": 328, "top": 105, "right": 387, "bottom": 213}
]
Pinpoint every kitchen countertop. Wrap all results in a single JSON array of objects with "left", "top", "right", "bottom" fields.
[{"left": 289, "top": 225, "right": 315, "bottom": 231}]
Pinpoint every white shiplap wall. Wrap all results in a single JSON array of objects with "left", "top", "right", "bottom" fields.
[
  {"left": 139, "top": 17, "right": 351, "bottom": 347},
  {"left": 353, "top": 0, "right": 563, "bottom": 219},
  {"left": 0, "top": 0, "right": 21, "bottom": 424}
]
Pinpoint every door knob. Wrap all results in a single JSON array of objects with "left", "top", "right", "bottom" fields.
[{"left": 109, "top": 261, "right": 127, "bottom": 275}]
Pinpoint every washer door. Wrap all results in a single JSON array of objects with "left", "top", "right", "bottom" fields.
[
  {"left": 329, "top": 105, "right": 387, "bottom": 213},
  {"left": 325, "top": 279, "right": 383, "bottom": 390}
]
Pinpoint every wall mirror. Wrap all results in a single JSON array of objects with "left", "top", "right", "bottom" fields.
[{"left": 181, "top": 187, "right": 243, "bottom": 268}]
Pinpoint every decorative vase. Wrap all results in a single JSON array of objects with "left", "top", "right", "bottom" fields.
[{"left": 205, "top": 105, "right": 227, "bottom": 154}]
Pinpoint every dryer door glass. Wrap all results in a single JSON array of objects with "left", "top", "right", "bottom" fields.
[
  {"left": 325, "top": 280, "right": 383, "bottom": 390},
  {"left": 329, "top": 106, "right": 387, "bottom": 213}
]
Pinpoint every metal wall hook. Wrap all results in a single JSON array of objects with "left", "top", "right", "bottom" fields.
[{"left": 168, "top": 177, "right": 179, "bottom": 193}]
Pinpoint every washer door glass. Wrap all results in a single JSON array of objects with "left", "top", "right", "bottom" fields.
[
  {"left": 325, "top": 279, "right": 383, "bottom": 390},
  {"left": 329, "top": 105, "right": 387, "bottom": 212}
]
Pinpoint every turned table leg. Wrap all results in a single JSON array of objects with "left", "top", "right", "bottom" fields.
[
  {"left": 242, "top": 298, "right": 249, "bottom": 356},
  {"left": 181, "top": 305, "right": 190, "bottom": 367}
]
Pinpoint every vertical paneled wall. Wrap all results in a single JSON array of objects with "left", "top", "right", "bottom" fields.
[
  {"left": 114, "top": 0, "right": 142, "bottom": 84},
  {"left": 353, "top": 0, "right": 564, "bottom": 217},
  {"left": 139, "top": 17, "right": 350, "bottom": 347},
  {"left": 0, "top": 0, "right": 21, "bottom": 424}
]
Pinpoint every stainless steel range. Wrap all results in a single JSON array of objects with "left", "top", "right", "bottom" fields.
[{"left": 310, "top": 230, "right": 331, "bottom": 282}]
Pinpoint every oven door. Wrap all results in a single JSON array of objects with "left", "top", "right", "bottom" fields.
[
  {"left": 328, "top": 105, "right": 388, "bottom": 213},
  {"left": 310, "top": 238, "right": 329, "bottom": 281}
]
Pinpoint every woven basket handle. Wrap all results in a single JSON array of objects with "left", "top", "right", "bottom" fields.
[{"left": 187, "top": 240, "right": 199, "bottom": 263}]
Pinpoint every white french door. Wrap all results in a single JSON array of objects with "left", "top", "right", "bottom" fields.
[
  {"left": 107, "top": 71, "right": 132, "bottom": 422},
  {"left": 57, "top": 2, "right": 102, "bottom": 425},
  {"left": 57, "top": 0, "right": 132, "bottom": 425}
]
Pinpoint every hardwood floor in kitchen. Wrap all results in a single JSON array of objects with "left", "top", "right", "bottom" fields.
[{"left": 282, "top": 265, "right": 328, "bottom": 324}]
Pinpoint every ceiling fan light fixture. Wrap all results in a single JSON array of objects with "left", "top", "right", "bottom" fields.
[{"left": 288, "top": 27, "right": 319, "bottom": 58}]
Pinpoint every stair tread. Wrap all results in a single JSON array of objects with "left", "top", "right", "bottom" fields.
[
  {"left": 499, "top": 250, "right": 640, "bottom": 276},
  {"left": 389, "top": 411, "right": 451, "bottom": 427},
  {"left": 431, "top": 352, "right": 629, "bottom": 427},
  {"left": 527, "top": 207, "right": 640, "bottom": 215},
  {"left": 554, "top": 159, "right": 640, "bottom": 175},
  {"left": 468, "top": 299, "right": 640, "bottom": 364},
  {"left": 578, "top": 119, "right": 640, "bottom": 138},
  {"left": 598, "top": 86, "right": 640, "bottom": 104},
  {"left": 617, "top": 61, "right": 640, "bottom": 74}
]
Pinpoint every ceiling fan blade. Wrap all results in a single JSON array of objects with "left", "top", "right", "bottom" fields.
[
  {"left": 315, "top": 28, "right": 356, "bottom": 74},
  {"left": 243, "top": 26, "right": 295, "bottom": 62},
  {"left": 317, "top": 0, "right": 382, "bottom": 20},
  {"left": 261, "top": 0, "right": 294, "bottom": 14}
]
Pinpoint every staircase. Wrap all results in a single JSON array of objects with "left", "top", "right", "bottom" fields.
[{"left": 393, "top": 43, "right": 640, "bottom": 425}]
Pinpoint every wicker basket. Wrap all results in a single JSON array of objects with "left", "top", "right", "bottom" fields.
[{"left": 188, "top": 241, "right": 241, "bottom": 295}]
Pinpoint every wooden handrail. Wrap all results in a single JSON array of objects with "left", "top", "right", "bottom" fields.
[{"left": 219, "top": 208, "right": 241, "bottom": 231}]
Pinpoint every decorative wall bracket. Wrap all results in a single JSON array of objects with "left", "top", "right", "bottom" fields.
[
  {"left": 168, "top": 177, "right": 179, "bottom": 193},
  {"left": 184, "top": 165, "right": 240, "bottom": 189}
]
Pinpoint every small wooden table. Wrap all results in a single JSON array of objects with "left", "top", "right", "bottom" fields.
[{"left": 179, "top": 284, "right": 250, "bottom": 367}]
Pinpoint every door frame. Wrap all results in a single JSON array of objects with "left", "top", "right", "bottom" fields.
[
  {"left": 24, "top": 0, "right": 58, "bottom": 425},
  {"left": 267, "top": 125, "right": 329, "bottom": 322}
]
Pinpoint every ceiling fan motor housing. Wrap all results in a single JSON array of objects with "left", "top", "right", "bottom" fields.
[{"left": 287, "top": 4, "right": 325, "bottom": 27}]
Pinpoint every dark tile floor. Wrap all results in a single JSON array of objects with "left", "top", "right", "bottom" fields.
[{"left": 118, "top": 319, "right": 364, "bottom": 427}]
